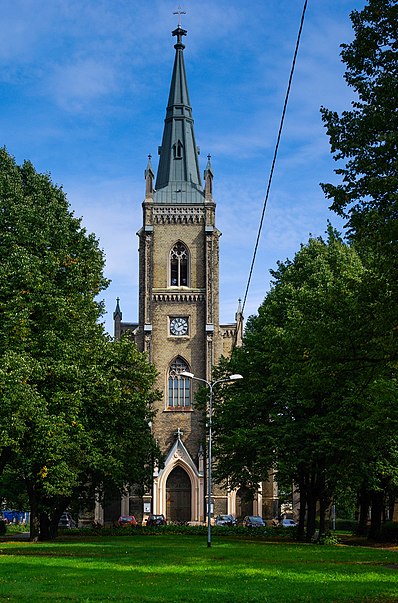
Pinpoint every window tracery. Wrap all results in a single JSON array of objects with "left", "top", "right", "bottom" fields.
[
  {"left": 170, "top": 242, "right": 189, "bottom": 286},
  {"left": 168, "top": 357, "right": 191, "bottom": 408}
]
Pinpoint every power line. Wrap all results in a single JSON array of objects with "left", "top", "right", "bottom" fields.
[{"left": 239, "top": 0, "right": 308, "bottom": 322}]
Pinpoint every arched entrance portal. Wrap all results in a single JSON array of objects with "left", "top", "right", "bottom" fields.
[
  {"left": 166, "top": 466, "right": 191, "bottom": 522},
  {"left": 236, "top": 487, "right": 253, "bottom": 520}
]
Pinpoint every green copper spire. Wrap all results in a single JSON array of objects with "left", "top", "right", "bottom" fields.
[{"left": 154, "top": 26, "right": 203, "bottom": 203}]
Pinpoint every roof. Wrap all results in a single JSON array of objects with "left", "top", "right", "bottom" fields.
[{"left": 154, "top": 26, "right": 204, "bottom": 204}]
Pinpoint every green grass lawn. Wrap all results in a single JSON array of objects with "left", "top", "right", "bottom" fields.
[{"left": 0, "top": 535, "right": 397, "bottom": 602}]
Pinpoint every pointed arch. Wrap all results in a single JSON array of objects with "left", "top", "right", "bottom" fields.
[
  {"left": 166, "top": 465, "right": 191, "bottom": 522},
  {"left": 170, "top": 241, "right": 189, "bottom": 287},
  {"left": 167, "top": 356, "right": 191, "bottom": 408},
  {"left": 154, "top": 444, "right": 204, "bottom": 522},
  {"left": 173, "top": 139, "right": 184, "bottom": 160}
]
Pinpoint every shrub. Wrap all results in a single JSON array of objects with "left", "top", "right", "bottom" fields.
[
  {"left": 332, "top": 519, "right": 358, "bottom": 532},
  {"left": 378, "top": 522, "right": 398, "bottom": 543},
  {"left": 316, "top": 532, "right": 341, "bottom": 545},
  {"left": 58, "top": 523, "right": 299, "bottom": 540},
  {"left": 0, "top": 520, "right": 7, "bottom": 536}
]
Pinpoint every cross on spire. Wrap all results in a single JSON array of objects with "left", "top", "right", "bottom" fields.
[{"left": 173, "top": 5, "right": 186, "bottom": 27}]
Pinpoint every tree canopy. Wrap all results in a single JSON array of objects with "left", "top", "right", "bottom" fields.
[
  {"left": 0, "top": 148, "right": 160, "bottom": 539},
  {"left": 213, "top": 0, "right": 398, "bottom": 540},
  {"left": 320, "top": 0, "right": 398, "bottom": 248},
  {"left": 212, "top": 228, "right": 398, "bottom": 540}
]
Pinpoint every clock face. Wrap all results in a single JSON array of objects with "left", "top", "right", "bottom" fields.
[{"left": 170, "top": 317, "right": 188, "bottom": 336}]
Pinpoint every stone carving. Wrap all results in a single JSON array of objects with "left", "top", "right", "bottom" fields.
[
  {"left": 152, "top": 293, "right": 205, "bottom": 303},
  {"left": 153, "top": 206, "right": 205, "bottom": 224}
]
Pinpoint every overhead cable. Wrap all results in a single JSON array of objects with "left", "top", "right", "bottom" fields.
[{"left": 239, "top": 0, "right": 309, "bottom": 322}]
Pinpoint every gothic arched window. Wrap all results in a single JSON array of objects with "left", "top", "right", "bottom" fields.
[
  {"left": 173, "top": 140, "right": 183, "bottom": 159},
  {"left": 168, "top": 357, "right": 191, "bottom": 408},
  {"left": 170, "top": 242, "right": 189, "bottom": 287}
]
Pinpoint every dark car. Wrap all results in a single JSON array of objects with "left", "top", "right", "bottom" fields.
[
  {"left": 146, "top": 514, "right": 166, "bottom": 526},
  {"left": 215, "top": 514, "right": 237, "bottom": 526},
  {"left": 117, "top": 515, "right": 137, "bottom": 527},
  {"left": 58, "top": 512, "right": 76, "bottom": 529},
  {"left": 243, "top": 515, "right": 266, "bottom": 528}
]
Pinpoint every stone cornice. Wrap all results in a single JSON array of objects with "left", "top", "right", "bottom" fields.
[
  {"left": 152, "top": 291, "right": 205, "bottom": 303},
  {"left": 152, "top": 205, "right": 206, "bottom": 224}
]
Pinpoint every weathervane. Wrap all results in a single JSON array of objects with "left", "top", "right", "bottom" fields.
[{"left": 173, "top": 5, "right": 186, "bottom": 28}]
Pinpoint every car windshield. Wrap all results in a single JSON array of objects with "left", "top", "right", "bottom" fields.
[{"left": 250, "top": 517, "right": 263, "bottom": 523}]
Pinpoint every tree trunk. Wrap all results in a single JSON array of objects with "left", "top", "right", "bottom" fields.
[
  {"left": 27, "top": 486, "right": 40, "bottom": 542},
  {"left": 0, "top": 447, "right": 12, "bottom": 475},
  {"left": 356, "top": 485, "right": 370, "bottom": 536},
  {"left": 39, "top": 500, "right": 68, "bottom": 540},
  {"left": 39, "top": 513, "right": 50, "bottom": 540},
  {"left": 297, "top": 484, "right": 307, "bottom": 542},
  {"left": 306, "top": 492, "right": 317, "bottom": 542},
  {"left": 318, "top": 495, "right": 329, "bottom": 540},
  {"left": 388, "top": 496, "right": 395, "bottom": 522},
  {"left": 369, "top": 490, "right": 384, "bottom": 540}
]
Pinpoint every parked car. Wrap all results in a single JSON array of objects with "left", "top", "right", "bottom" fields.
[
  {"left": 117, "top": 515, "right": 137, "bottom": 527},
  {"left": 243, "top": 515, "right": 266, "bottom": 528},
  {"left": 146, "top": 514, "right": 166, "bottom": 526},
  {"left": 215, "top": 514, "right": 237, "bottom": 526},
  {"left": 58, "top": 512, "right": 76, "bottom": 529},
  {"left": 281, "top": 518, "right": 297, "bottom": 528}
]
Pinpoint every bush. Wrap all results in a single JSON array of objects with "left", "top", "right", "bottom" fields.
[
  {"left": 316, "top": 532, "right": 341, "bottom": 545},
  {"left": 378, "top": 522, "right": 398, "bottom": 543},
  {"left": 332, "top": 519, "right": 358, "bottom": 532},
  {"left": 0, "top": 520, "right": 7, "bottom": 536},
  {"left": 57, "top": 523, "right": 298, "bottom": 540}
]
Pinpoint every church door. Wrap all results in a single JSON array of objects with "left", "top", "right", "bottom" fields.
[
  {"left": 166, "top": 466, "right": 191, "bottom": 522},
  {"left": 236, "top": 487, "right": 253, "bottom": 520}
]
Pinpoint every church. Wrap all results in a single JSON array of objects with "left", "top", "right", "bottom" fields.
[{"left": 101, "top": 23, "right": 277, "bottom": 525}]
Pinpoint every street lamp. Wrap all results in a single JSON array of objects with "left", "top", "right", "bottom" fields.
[{"left": 181, "top": 371, "right": 243, "bottom": 547}]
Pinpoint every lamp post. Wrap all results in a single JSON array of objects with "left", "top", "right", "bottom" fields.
[{"left": 181, "top": 371, "right": 243, "bottom": 547}]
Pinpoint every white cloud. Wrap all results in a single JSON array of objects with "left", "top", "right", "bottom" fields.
[
  {"left": 48, "top": 59, "right": 118, "bottom": 111},
  {"left": 1, "top": 0, "right": 367, "bottom": 334}
]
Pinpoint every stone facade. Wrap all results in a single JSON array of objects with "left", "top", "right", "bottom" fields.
[{"left": 108, "top": 24, "right": 277, "bottom": 525}]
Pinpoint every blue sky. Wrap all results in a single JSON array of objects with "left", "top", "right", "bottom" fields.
[{"left": 0, "top": 0, "right": 365, "bottom": 335}]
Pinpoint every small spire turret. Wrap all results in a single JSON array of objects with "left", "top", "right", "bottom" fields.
[
  {"left": 204, "top": 154, "right": 214, "bottom": 201},
  {"left": 145, "top": 154, "right": 155, "bottom": 198},
  {"left": 235, "top": 298, "right": 244, "bottom": 348},
  {"left": 114, "top": 297, "right": 122, "bottom": 320},
  {"left": 114, "top": 298, "right": 123, "bottom": 340}
]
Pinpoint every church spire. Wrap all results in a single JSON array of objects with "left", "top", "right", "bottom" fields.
[{"left": 154, "top": 25, "right": 203, "bottom": 203}]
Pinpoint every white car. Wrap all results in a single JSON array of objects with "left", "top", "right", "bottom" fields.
[
  {"left": 58, "top": 512, "right": 76, "bottom": 529},
  {"left": 281, "top": 518, "right": 297, "bottom": 528}
]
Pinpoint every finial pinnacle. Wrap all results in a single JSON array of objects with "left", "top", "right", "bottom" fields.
[
  {"left": 173, "top": 4, "right": 186, "bottom": 28},
  {"left": 174, "top": 427, "right": 184, "bottom": 441},
  {"left": 172, "top": 5, "right": 187, "bottom": 48}
]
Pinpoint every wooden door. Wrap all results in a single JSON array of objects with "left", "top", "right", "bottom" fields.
[{"left": 166, "top": 466, "right": 191, "bottom": 522}]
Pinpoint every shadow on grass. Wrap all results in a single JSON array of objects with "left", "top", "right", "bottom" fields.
[{"left": 0, "top": 536, "right": 397, "bottom": 602}]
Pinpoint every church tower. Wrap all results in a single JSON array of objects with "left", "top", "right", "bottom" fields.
[
  {"left": 136, "top": 24, "right": 221, "bottom": 523},
  {"left": 114, "top": 23, "right": 249, "bottom": 524}
]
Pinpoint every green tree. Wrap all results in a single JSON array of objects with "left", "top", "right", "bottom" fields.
[
  {"left": 0, "top": 149, "right": 161, "bottom": 540},
  {"left": 320, "top": 0, "right": 398, "bottom": 248},
  {"left": 321, "top": 0, "right": 398, "bottom": 537},
  {"left": 20, "top": 335, "right": 161, "bottom": 540},
  {"left": 213, "top": 228, "right": 398, "bottom": 540}
]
